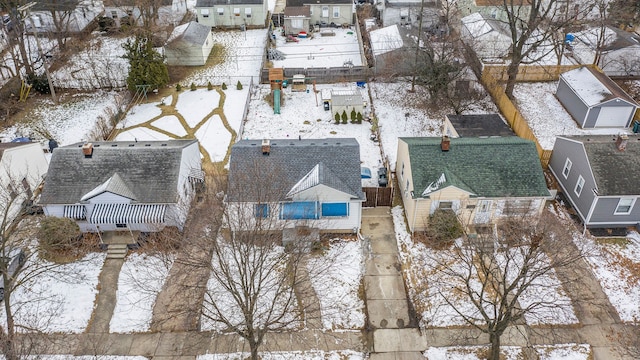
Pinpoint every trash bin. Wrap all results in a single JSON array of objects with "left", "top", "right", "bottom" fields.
[{"left": 633, "top": 120, "right": 640, "bottom": 133}]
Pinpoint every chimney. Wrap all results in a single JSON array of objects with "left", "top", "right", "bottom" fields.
[
  {"left": 441, "top": 135, "right": 450, "bottom": 152},
  {"left": 615, "top": 134, "right": 628, "bottom": 151},
  {"left": 262, "top": 139, "right": 271, "bottom": 155},
  {"left": 82, "top": 143, "right": 93, "bottom": 158}
]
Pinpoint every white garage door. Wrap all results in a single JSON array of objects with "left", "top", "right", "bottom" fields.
[{"left": 596, "top": 106, "right": 632, "bottom": 127}]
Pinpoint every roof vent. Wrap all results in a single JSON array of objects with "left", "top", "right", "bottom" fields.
[
  {"left": 616, "top": 134, "right": 628, "bottom": 151},
  {"left": 262, "top": 139, "right": 271, "bottom": 155},
  {"left": 441, "top": 135, "right": 450, "bottom": 152},
  {"left": 82, "top": 143, "right": 93, "bottom": 158}
]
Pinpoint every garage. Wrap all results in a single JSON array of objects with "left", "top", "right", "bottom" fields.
[{"left": 596, "top": 106, "right": 634, "bottom": 127}]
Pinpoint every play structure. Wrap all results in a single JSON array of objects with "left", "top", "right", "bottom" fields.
[{"left": 269, "top": 68, "right": 284, "bottom": 114}]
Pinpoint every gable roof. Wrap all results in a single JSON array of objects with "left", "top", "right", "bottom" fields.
[
  {"left": 474, "top": 0, "right": 529, "bottom": 6},
  {"left": 561, "top": 135, "right": 640, "bottom": 196},
  {"left": 227, "top": 138, "right": 365, "bottom": 202},
  {"left": 196, "top": 0, "right": 264, "bottom": 6},
  {"left": 401, "top": 137, "right": 549, "bottom": 198},
  {"left": 32, "top": 0, "right": 79, "bottom": 12},
  {"left": 0, "top": 142, "right": 36, "bottom": 160},
  {"left": 370, "top": 25, "right": 404, "bottom": 57},
  {"left": 40, "top": 140, "right": 198, "bottom": 204},
  {"left": 445, "top": 114, "right": 514, "bottom": 137},
  {"left": 167, "top": 21, "right": 211, "bottom": 46},
  {"left": 461, "top": 12, "right": 510, "bottom": 40},
  {"left": 560, "top": 66, "right": 638, "bottom": 107},
  {"left": 284, "top": 6, "right": 310, "bottom": 17},
  {"left": 105, "top": 0, "right": 173, "bottom": 6},
  {"left": 286, "top": 0, "right": 351, "bottom": 7},
  {"left": 573, "top": 26, "right": 640, "bottom": 53}
]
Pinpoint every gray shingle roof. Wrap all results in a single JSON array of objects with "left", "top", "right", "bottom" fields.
[
  {"left": 168, "top": 21, "right": 211, "bottom": 46},
  {"left": 401, "top": 137, "right": 549, "bottom": 198},
  {"left": 445, "top": 114, "right": 514, "bottom": 137},
  {"left": 196, "top": 0, "right": 264, "bottom": 6},
  {"left": 227, "top": 138, "right": 365, "bottom": 202},
  {"left": 33, "top": 0, "right": 79, "bottom": 12},
  {"left": 567, "top": 135, "right": 640, "bottom": 196},
  {"left": 286, "top": 0, "right": 351, "bottom": 7},
  {"left": 40, "top": 140, "right": 198, "bottom": 204}
]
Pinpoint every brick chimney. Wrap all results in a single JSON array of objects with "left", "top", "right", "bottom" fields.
[
  {"left": 82, "top": 143, "right": 93, "bottom": 158},
  {"left": 441, "top": 135, "right": 450, "bottom": 152},
  {"left": 262, "top": 139, "right": 271, "bottom": 155},
  {"left": 615, "top": 134, "right": 628, "bottom": 151}
]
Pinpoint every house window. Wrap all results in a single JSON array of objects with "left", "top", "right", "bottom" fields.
[
  {"left": 322, "top": 6, "right": 329, "bottom": 17},
  {"left": 504, "top": 199, "right": 532, "bottom": 215},
  {"left": 614, "top": 198, "right": 635, "bottom": 215},
  {"left": 234, "top": 8, "right": 240, "bottom": 16},
  {"left": 201, "top": 9, "right": 210, "bottom": 17},
  {"left": 245, "top": 8, "right": 252, "bottom": 17},
  {"left": 116, "top": 223, "right": 127, "bottom": 228},
  {"left": 111, "top": 10, "right": 118, "bottom": 19},
  {"left": 280, "top": 202, "right": 318, "bottom": 220},
  {"left": 478, "top": 200, "right": 492, "bottom": 212},
  {"left": 438, "top": 201, "right": 453, "bottom": 210},
  {"left": 321, "top": 202, "right": 348, "bottom": 217},
  {"left": 217, "top": 8, "right": 224, "bottom": 15},
  {"left": 333, "top": 6, "right": 340, "bottom": 18},
  {"left": 309, "top": 7, "right": 313, "bottom": 15},
  {"left": 562, "top": 158, "right": 572, "bottom": 179},
  {"left": 574, "top": 175, "right": 585, "bottom": 197},
  {"left": 255, "top": 204, "right": 270, "bottom": 218}
]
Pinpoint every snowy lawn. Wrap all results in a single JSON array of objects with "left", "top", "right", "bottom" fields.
[
  {"left": 370, "top": 82, "right": 497, "bottom": 170},
  {"left": 271, "top": 28, "right": 363, "bottom": 68},
  {"left": 392, "top": 206, "right": 576, "bottom": 328},
  {"left": 110, "top": 253, "right": 174, "bottom": 333},
  {"left": 197, "top": 350, "right": 366, "bottom": 360},
  {"left": 1, "top": 252, "right": 106, "bottom": 333},
  {"left": 308, "top": 239, "right": 366, "bottom": 330},
  {"left": 183, "top": 29, "right": 268, "bottom": 86},
  {"left": 424, "top": 344, "right": 591, "bottom": 360},
  {"left": 512, "top": 82, "right": 632, "bottom": 150},
  {"left": 0, "top": 91, "right": 126, "bottom": 146},
  {"left": 115, "top": 87, "right": 249, "bottom": 164},
  {"left": 242, "top": 84, "right": 382, "bottom": 185},
  {"left": 573, "top": 230, "right": 640, "bottom": 323}
]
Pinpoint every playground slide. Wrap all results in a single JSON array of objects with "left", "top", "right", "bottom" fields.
[{"left": 274, "top": 89, "right": 281, "bottom": 114}]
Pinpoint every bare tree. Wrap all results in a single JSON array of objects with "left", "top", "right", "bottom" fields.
[
  {"left": 424, "top": 211, "right": 585, "bottom": 360},
  {"left": 190, "top": 163, "right": 330, "bottom": 360}
]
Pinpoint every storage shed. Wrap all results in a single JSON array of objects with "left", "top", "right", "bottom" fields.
[
  {"left": 556, "top": 66, "right": 638, "bottom": 128},
  {"left": 331, "top": 89, "right": 364, "bottom": 119},
  {"left": 164, "top": 21, "right": 214, "bottom": 66}
]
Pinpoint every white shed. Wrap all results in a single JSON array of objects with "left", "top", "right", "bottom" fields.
[{"left": 164, "top": 22, "right": 214, "bottom": 66}]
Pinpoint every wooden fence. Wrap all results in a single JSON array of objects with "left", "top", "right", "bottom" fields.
[
  {"left": 260, "top": 66, "right": 370, "bottom": 84},
  {"left": 483, "top": 64, "right": 583, "bottom": 82},
  {"left": 362, "top": 186, "right": 393, "bottom": 207}
]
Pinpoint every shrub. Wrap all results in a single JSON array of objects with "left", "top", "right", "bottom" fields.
[
  {"left": 176, "top": 83, "right": 182, "bottom": 91},
  {"left": 207, "top": 81, "right": 213, "bottom": 90},
  {"left": 38, "top": 217, "right": 82, "bottom": 260},
  {"left": 190, "top": 82, "right": 197, "bottom": 91},
  {"left": 426, "top": 209, "right": 464, "bottom": 244},
  {"left": 222, "top": 82, "right": 227, "bottom": 90},
  {"left": 236, "top": 80, "right": 243, "bottom": 90},
  {"left": 350, "top": 109, "right": 357, "bottom": 121},
  {"left": 334, "top": 112, "right": 340, "bottom": 124},
  {"left": 357, "top": 112, "right": 363, "bottom": 124},
  {"left": 341, "top": 110, "right": 348, "bottom": 124}
]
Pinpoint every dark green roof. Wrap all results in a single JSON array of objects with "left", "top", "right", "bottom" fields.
[{"left": 401, "top": 137, "right": 549, "bottom": 198}]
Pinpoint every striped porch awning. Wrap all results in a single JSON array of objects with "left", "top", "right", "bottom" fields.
[
  {"left": 89, "top": 204, "right": 167, "bottom": 224},
  {"left": 64, "top": 205, "right": 86, "bottom": 220}
]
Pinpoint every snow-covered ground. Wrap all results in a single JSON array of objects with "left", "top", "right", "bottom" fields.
[
  {"left": 110, "top": 253, "right": 174, "bottom": 333},
  {"left": 271, "top": 28, "right": 363, "bottom": 68},
  {"left": 392, "top": 206, "right": 577, "bottom": 328},
  {"left": 371, "top": 82, "right": 497, "bottom": 170},
  {"left": 198, "top": 350, "right": 366, "bottom": 360},
  {"left": 512, "top": 82, "right": 632, "bottom": 150},
  {"left": 1, "top": 252, "right": 106, "bottom": 333},
  {"left": 242, "top": 84, "right": 382, "bottom": 186},
  {"left": 425, "top": 344, "right": 591, "bottom": 360}
]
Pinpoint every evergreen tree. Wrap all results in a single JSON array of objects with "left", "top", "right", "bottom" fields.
[
  {"left": 341, "top": 110, "right": 348, "bottom": 124},
  {"left": 122, "top": 35, "right": 169, "bottom": 92}
]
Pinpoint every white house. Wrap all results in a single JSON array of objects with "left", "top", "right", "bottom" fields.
[
  {"left": 164, "top": 21, "right": 214, "bottom": 66},
  {"left": 103, "top": 0, "right": 187, "bottom": 27},
  {"left": 39, "top": 140, "right": 202, "bottom": 233},
  {"left": 227, "top": 138, "right": 365, "bottom": 233},
  {"left": 284, "top": 0, "right": 353, "bottom": 28},
  {"left": 195, "top": 0, "right": 268, "bottom": 28},
  {"left": 570, "top": 26, "right": 640, "bottom": 77},
  {"left": 28, "top": 0, "right": 103, "bottom": 34},
  {"left": 379, "top": 0, "right": 439, "bottom": 28},
  {"left": 0, "top": 142, "right": 48, "bottom": 225}
]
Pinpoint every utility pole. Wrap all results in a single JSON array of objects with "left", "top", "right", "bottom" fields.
[
  {"left": 18, "top": 1, "right": 57, "bottom": 103},
  {"left": 410, "top": 0, "right": 426, "bottom": 92}
]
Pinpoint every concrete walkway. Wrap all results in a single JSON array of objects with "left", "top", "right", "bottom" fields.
[{"left": 361, "top": 207, "right": 424, "bottom": 360}]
